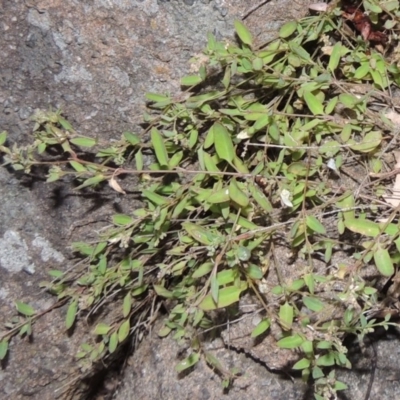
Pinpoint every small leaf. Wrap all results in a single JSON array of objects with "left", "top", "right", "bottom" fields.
[
  {"left": 246, "top": 264, "right": 263, "bottom": 280},
  {"left": 145, "top": 92, "right": 170, "bottom": 102},
  {"left": 70, "top": 137, "right": 97, "bottom": 147},
  {"left": 113, "top": 214, "right": 133, "bottom": 225},
  {"left": 303, "top": 296, "right": 325, "bottom": 312},
  {"left": 118, "top": 319, "right": 130, "bottom": 343},
  {"left": 214, "top": 122, "right": 235, "bottom": 163},
  {"left": 251, "top": 318, "right": 270, "bottom": 337},
  {"left": 306, "top": 215, "right": 326, "bottom": 234},
  {"left": 279, "top": 21, "right": 298, "bottom": 38},
  {"left": 123, "top": 131, "right": 140, "bottom": 146},
  {"left": 279, "top": 302, "right": 294, "bottom": 331},
  {"left": 182, "top": 223, "right": 219, "bottom": 246},
  {"left": 181, "top": 75, "right": 203, "bottom": 86},
  {"left": 211, "top": 274, "right": 219, "bottom": 304},
  {"left": 151, "top": 128, "right": 169, "bottom": 167},
  {"left": 316, "top": 352, "right": 335, "bottom": 366},
  {"left": 303, "top": 91, "right": 324, "bottom": 115},
  {"left": 15, "top": 301, "right": 36, "bottom": 317},
  {"left": 328, "top": 42, "right": 342, "bottom": 72},
  {"left": 349, "top": 131, "right": 382, "bottom": 153},
  {"left": 93, "top": 323, "right": 112, "bottom": 336},
  {"left": 374, "top": 247, "right": 395, "bottom": 277},
  {"left": 175, "top": 353, "right": 200, "bottom": 373},
  {"left": 65, "top": 300, "right": 78, "bottom": 330},
  {"left": 292, "top": 358, "right": 311, "bottom": 370},
  {"left": 192, "top": 262, "right": 213, "bottom": 278},
  {"left": 75, "top": 175, "right": 105, "bottom": 190},
  {"left": 229, "top": 179, "right": 249, "bottom": 207},
  {"left": 153, "top": 284, "right": 174, "bottom": 299},
  {"left": 69, "top": 161, "right": 87, "bottom": 172},
  {"left": 207, "top": 188, "right": 231, "bottom": 204},
  {"left": 109, "top": 332, "right": 119, "bottom": 354},
  {"left": 277, "top": 334, "right": 304, "bottom": 349},
  {"left": 199, "top": 286, "right": 244, "bottom": 311},
  {"left": 234, "top": 20, "right": 252, "bottom": 46},
  {"left": 123, "top": 293, "right": 132, "bottom": 318},
  {"left": 0, "top": 340, "right": 8, "bottom": 360}
]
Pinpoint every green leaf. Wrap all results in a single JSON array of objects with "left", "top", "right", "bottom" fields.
[
  {"left": 118, "top": 319, "right": 130, "bottom": 342},
  {"left": 145, "top": 92, "right": 170, "bottom": 102},
  {"left": 251, "top": 318, "right": 270, "bottom": 338},
  {"left": 277, "top": 334, "right": 304, "bottom": 349},
  {"left": 303, "top": 296, "right": 325, "bottom": 312},
  {"left": 0, "top": 340, "right": 8, "bottom": 360},
  {"left": 328, "top": 42, "right": 342, "bottom": 72},
  {"left": 0, "top": 131, "right": 7, "bottom": 146},
  {"left": 374, "top": 247, "right": 395, "bottom": 277},
  {"left": 306, "top": 215, "right": 326, "bottom": 234},
  {"left": 211, "top": 274, "right": 219, "bottom": 304},
  {"left": 182, "top": 223, "right": 219, "bottom": 246},
  {"left": 175, "top": 353, "right": 200, "bottom": 373},
  {"left": 316, "top": 352, "right": 335, "bottom": 366},
  {"left": 229, "top": 179, "right": 249, "bottom": 207},
  {"left": 349, "top": 131, "right": 382, "bottom": 153},
  {"left": 192, "top": 262, "right": 213, "bottom": 278},
  {"left": 279, "top": 302, "right": 294, "bottom": 331},
  {"left": 181, "top": 75, "right": 203, "bottom": 86},
  {"left": 93, "top": 323, "right": 112, "bottom": 336},
  {"left": 75, "top": 175, "right": 105, "bottom": 190},
  {"left": 303, "top": 91, "right": 324, "bottom": 115},
  {"left": 292, "top": 358, "right": 311, "bottom": 370},
  {"left": 113, "top": 214, "right": 133, "bottom": 225},
  {"left": 246, "top": 264, "right": 263, "bottom": 280},
  {"left": 15, "top": 301, "right": 36, "bottom": 317},
  {"left": 151, "top": 128, "right": 169, "bottom": 167},
  {"left": 234, "top": 20, "right": 252, "bottom": 46},
  {"left": 70, "top": 137, "right": 97, "bottom": 147},
  {"left": 199, "top": 286, "right": 244, "bottom": 311},
  {"left": 279, "top": 21, "right": 297, "bottom": 38},
  {"left": 65, "top": 300, "right": 78, "bottom": 329},
  {"left": 142, "top": 189, "right": 169, "bottom": 206},
  {"left": 153, "top": 284, "right": 174, "bottom": 299},
  {"left": 207, "top": 188, "right": 231, "bottom": 204},
  {"left": 109, "top": 332, "right": 119, "bottom": 354},
  {"left": 123, "top": 293, "right": 132, "bottom": 318},
  {"left": 123, "top": 131, "right": 140, "bottom": 145},
  {"left": 214, "top": 122, "right": 235, "bottom": 163},
  {"left": 69, "top": 161, "right": 87, "bottom": 172}
]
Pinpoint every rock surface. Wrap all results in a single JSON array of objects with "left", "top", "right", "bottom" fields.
[{"left": 1, "top": 1, "right": 399, "bottom": 399}]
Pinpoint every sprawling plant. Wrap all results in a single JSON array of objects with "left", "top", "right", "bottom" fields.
[{"left": 2, "top": 1, "right": 400, "bottom": 398}]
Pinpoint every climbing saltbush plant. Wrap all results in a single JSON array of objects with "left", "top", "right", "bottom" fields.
[{"left": 2, "top": 1, "right": 400, "bottom": 398}]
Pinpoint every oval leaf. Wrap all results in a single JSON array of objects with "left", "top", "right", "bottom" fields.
[
  {"left": 374, "top": 247, "right": 395, "bottom": 277},
  {"left": 151, "top": 128, "right": 169, "bottom": 167},
  {"left": 279, "top": 21, "right": 298, "bottom": 38},
  {"left": 303, "top": 91, "right": 324, "bottom": 115},
  {"left": 65, "top": 300, "right": 78, "bottom": 330},
  {"left": 306, "top": 215, "right": 326, "bottom": 235},
  {"left": 277, "top": 334, "right": 304, "bottom": 349},
  {"left": 214, "top": 122, "right": 235, "bottom": 163},
  {"left": 199, "top": 286, "right": 243, "bottom": 311},
  {"left": 176, "top": 353, "right": 200, "bottom": 373},
  {"left": 181, "top": 75, "right": 203, "bottom": 86},
  {"left": 16, "top": 301, "right": 36, "bottom": 317},
  {"left": 279, "top": 302, "right": 294, "bottom": 331},
  {"left": 234, "top": 20, "right": 252, "bottom": 46},
  {"left": 251, "top": 318, "right": 271, "bottom": 338},
  {"left": 118, "top": 319, "right": 130, "bottom": 343}
]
